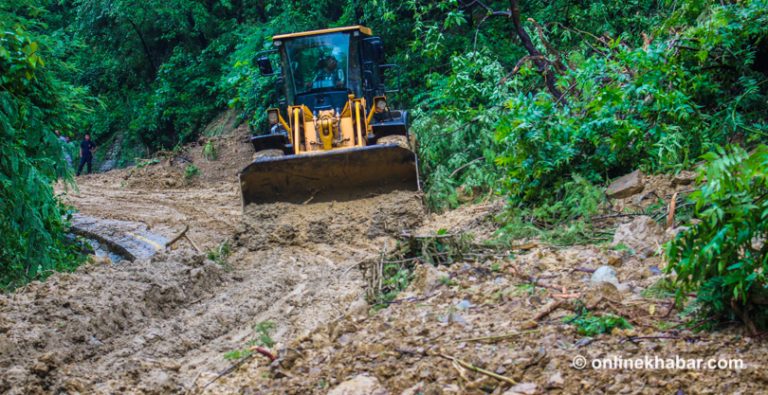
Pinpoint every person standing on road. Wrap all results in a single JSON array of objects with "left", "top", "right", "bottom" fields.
[{"left": 77, "top": 133, "right": 96, "bottom": 176}]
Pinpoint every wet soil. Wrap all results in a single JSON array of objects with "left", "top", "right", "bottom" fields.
[
  {"left": 214, "top": 203, "right": 768, "bottom": 395},
  {"left": 1, "top": 124, "right": 425, "bottom": 394},
  {"left": 3, "top": 124, "right": 765, "bottom": 394}
]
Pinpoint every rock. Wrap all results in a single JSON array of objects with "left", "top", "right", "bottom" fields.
[
  {"left": 586, "top": 281, "right": 623, "bottom": 308},
  {"left": 547, "top": 371, "right": 564, "bottom": 389},
  {"left": 99, "top": 159, "right": 117, "bottom": 173},
  {"left": 590, "top": 266, "right": 620, "bottom": 288},
  {"left": 672, "top": 170, "right": 696, "bottom": 186},
  {"left": 347, "top": 298, "right": 369, "bottom": 317},
  {"left": 665, "top": 225, "right": 688, "bottom": 240},
  {"left": 606, "top": 170, "right": 644, "bottom": 199},
  {"left": 612, "top": 216, "right": 664, "bottom": 258},
  {"left": 409, "top": 264, "right": 448, "bottom": 293},
  {"left": 455, "top": 299, "right": 473, "bottom": 310},
  {"left": 400, "top": 382, "right": 425, "bottom": 395},
  {"left": 503, "top": 382, "right": 538, "bottom": 395},
  {"left": 328, "top": 374, "right": 388, "bottom": 395}
]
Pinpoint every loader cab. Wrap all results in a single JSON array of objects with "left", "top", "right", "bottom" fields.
[{"left": 270, "top": 26, "right": 388, "bottom": 113}]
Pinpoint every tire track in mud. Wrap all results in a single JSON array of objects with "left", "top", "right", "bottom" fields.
[{"left": 1, "top": 174, "right": 424, "bottom": 394}]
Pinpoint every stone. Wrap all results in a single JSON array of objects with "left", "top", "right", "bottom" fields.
[
  {"left": 590, "top": 266, "right": 620, "bottom": 288},
  {"left": 547, "top": 371, "right": 565, "bottom": 389},
  {"left": 586, "top": 281, "right": 623, "bottom": 308},
  {"left": 409, "top": 264, "right": 448, "bottom": 294},
  {"left": 503, "top": 382, "right": 539, "bottom": 395},
  {"left": 400, "top": 382, "right": 425, "bottom": 395},
  {"left": 455, "top": 299, "right": 473, "bottom": 310},
  {"left": 612, "top": 216, "right": 665, "bottom": 258},
  {"left": 606, "top": 170, "right": 644, "bottom": 199},
  {"left": 672, "top": 170, "right": 696, "bottom": 186},
  {"left": 328, "top": 374, "right": 388, "bottom": 395}
]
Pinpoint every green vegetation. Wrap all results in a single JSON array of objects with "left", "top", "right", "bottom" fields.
[
  {"left": 370, "top": 231, "right": 473, "bottom": 308},
  {"left": 223, "top": 320, "right": 276, "bottom": 361},
  {"left": 0, "top": 20, "right": 88, "bottom": 289},
  {"left": 565, "top": 310, "right": 633, "bottom": 336},
  {"left": 184, "top": 164, "right": 200, "bottom": 180},
  {"left": 202, "top": 141, "right": 218, "bottom": 161},
  {"left": 206, "top": 241, "right": 231, "bottom": 267},
  {"left": 666, "top": 146, "right": 768, "bottom": 332}
]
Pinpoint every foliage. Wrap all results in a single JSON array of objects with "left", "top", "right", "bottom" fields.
[
  {"left": 371, "top": 231, "right": 474, "bottom": 308},
  {"left": 666, "top": 145, "right": 768, "bottom": 327},
  {"left": 412, "top": 51, "right": 509, "bottom": 211},
  {"left": 565, "top": 310, "right": 633, "bottom": 336},
  {"left": 0, "top": 21, "right": 87, "bottom": 290},
  {"left": 496, "top": 175, "right": 606, "bottom": 245},
  {"left": 223, "top": 320, "right": 276, "bottom": 361},
  {"left": 202, "top": 141, "right": 217, "bottom": 161},
  {"left": 135, "top": 158, "right": 160, "bottom": 169},
  {"left": 206, "top": 241, "right": 231, "bottom": 268},
  {"left": 184, "top": 164, "right": 200, "bottom": 180}
]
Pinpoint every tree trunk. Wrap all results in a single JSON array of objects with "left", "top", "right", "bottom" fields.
[
  {"left": 508, "top": 0, "right": 563, "bottom": 101},
  {"left": 126, "top": 17, "right": 157, "bottom": 76}
]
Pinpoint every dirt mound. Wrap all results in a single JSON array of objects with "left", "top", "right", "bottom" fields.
[
  {"left": 237, "top": 191, "right": 424, "bottom": 250},
  {"left": 18, "top": 138, "right": 426, "bottom": 394},
  {"left": 219, "top": 241, "right": 764, "bottom": 395},
  {"left": 0, "top": 251, "right": 224, "bottom": 394},
  {"left": 116, "top": 112, "right": 253, "bottom": 191}
]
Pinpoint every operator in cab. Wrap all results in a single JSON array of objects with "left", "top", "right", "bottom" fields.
[{"left": 310, "top": 54, "right": 345, "bottom": 89}]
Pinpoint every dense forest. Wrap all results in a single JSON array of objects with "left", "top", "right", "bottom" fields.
[{"left": 1, "top": 0, "right": 767, "bottom": 327}]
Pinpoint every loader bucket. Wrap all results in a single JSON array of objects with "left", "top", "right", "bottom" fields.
[{"left": 239, "top": 144, "right": 419, "bottom": 206}]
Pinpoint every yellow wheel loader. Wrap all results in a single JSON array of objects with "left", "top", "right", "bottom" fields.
[{"left": 239, "top": 26, "right": 419, "bottom": 206}]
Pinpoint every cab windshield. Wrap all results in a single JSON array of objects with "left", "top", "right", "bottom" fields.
[{"left": 285, "top": 33, "right": 350, "bottom": 95}]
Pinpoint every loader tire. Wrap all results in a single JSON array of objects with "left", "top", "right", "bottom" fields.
[
  {"left": 376, "top": 135, "right": 410, "bottom": 150},
  {"left": 252, "top": 149, "right": 285, "bottom": 162}
]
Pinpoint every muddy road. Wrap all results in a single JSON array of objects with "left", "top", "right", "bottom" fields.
[{"left": 0, "top": 148, "right": 424, "bottom": 394}]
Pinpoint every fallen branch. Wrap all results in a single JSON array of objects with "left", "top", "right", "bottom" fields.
[
  {"left": 250, "top": 346, "right": 277, "bottom": 362},
  {"left": 457, "top": 329, "right": 540, "bottom": 343},
  {"left": 450, "top": 157, "right": 485, "bottom": 178},
  {"left": 302, "top": 189, "right": 318, "bottom": 205},
  {"left": 667, "top": 192, "right": 678, "bottom": 229},
  {"left": 197, "top": 347, "right": 276, "bottom": 393},
  {"left": 185, "top": 233, "right": 202, "bottom": 253},
  {"left": 621, "top": 335, "right": 681, "bottom": 344},
  {"left": 439, "top": 354, "right": 516, "bottom": 385},
  {"left": 165, "top": 224, "right": 190, "bottom": 249},
  {"left": 534, "top": 300, "right": 564, "bottom": 321}
]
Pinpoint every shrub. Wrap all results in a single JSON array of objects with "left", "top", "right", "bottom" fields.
[
  {"left": 0, "top": 25, "right": 86, "bottom": 290},
  {"left": 666, "top": 145, "right": 768, "bottom": 331},
  {"left": 184, "top": 164, "right": 200, "bottom": 180},
  {"left": 565, "top": 310, "right": 633, "bottom": 336},
  {"left": 202, "top": 141, "right": 217, "bottom": 161}
]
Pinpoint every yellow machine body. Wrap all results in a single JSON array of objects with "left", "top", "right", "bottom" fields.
[{"left": 240, "top": 26, "right": 419, "bottom": 206}]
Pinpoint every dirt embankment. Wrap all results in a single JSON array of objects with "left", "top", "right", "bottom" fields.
[
  {"left": 1, "top": 116, "right": 426, "bottom": 394},
  {"left": 4, "top": 118, "right": 766, "bottom": 395},
  {"left": 0, "top": 187, "right": 424, "bottom": 394},
  {"left": 213, "top": 201, "right": 768, "bottom": 395}
]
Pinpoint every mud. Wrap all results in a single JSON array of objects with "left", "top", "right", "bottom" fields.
[
  {"left": 216, "top": 203, "right": 768, "bottom": 395},
  {"left": 5, "top": 121, "right": 764, "bottom": 394},
  {"left": 3, "top": 130, "right": 424, "bottom": 394}
]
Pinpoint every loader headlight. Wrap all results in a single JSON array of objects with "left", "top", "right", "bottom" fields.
[
  {"left": 268, "top": 110, "right": 279, "bottom": 125},
  {"left": 374, "top": 97, "right": 387, "bottom": 113}
]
